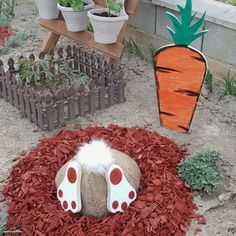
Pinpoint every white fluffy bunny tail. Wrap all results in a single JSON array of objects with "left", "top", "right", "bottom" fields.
[{"left": 75, "top": 139, "right": 114, "bottom": 175}]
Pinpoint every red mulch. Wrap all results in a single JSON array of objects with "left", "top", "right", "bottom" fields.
[
  {"left": 0, "top": 27, "right": 13, "bottom": 45},
  {"left": 3, "top": 125, "right": 200, "bottom": 236}
]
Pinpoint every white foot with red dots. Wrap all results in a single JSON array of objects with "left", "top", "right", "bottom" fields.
[
  {"left": 57, "top": 161, "right": 82, "bottom": 213},
  {"left": 105, "top": 164, "right": 137, "bottom": 213}
]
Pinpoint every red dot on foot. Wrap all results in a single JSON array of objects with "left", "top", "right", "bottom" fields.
[
  {"left": 110, "top": 168, "right": 122, "bottom": 185},
  {"left": 67, "top": 167, "right": 77, "bottom": 183},
  {"left": 129, "top": 191, "right": 135, "bottom": 200},
  {"left": 58, "top": 189, "right": 63, "bottom": 198},
  {"left": 71, "top": 201, "right": 77, "bottom": 209},
  {"left": 63, "top": 201, "right": 68, "bottom": 209},
  {"left": 112, "top": 201, "right": 119, "bottom": 209},
  {"left": 121, "top": 202, "right": 128, "bottom": 210}
]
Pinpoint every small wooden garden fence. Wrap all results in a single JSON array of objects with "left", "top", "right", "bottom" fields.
[{"left": 0, "top": 46, "right": 125, "bottom": 131}]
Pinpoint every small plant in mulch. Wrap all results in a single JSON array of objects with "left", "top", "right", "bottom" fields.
[
  {"left": 178, "top": 150, "right": 223, "bottom": 194},
  {"left": 18, "top": 57, "right": 89, "bottom": 95}
]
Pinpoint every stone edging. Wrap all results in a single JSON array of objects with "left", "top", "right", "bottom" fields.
[{"left": 152, "top": 0, "right": 236, "bottom": 30}]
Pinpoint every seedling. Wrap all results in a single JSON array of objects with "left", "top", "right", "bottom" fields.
[
  {"left": 58, "top": 0, "right": 85, "bottom": 11},
  {"left": 220, "top": 70, "right": 236, "bottom": 96},
  {"left": 178, "top": 150, "right": 222, "bottom": 194},
  {"left": 125, "top": 37, "right": 144, "bottom": 60},
  {"left": 18, "top": 58, "right": 90, "bottom": 93},
  {"left": 106, "top": 0, "right": 123, "bottom": 16},
  {"left": 87, "top": 21, "right": 93, "bottom": 32},
  {"left": 205, "top": 71, "right": 213, "bottom": 93},
  {"left": 148, "top": 44, "right": 156, "bottom": 58}
]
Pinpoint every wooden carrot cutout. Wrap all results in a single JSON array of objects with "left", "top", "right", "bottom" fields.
[{"left": 154, "top": 0, "right": 208, "bottom": 133}]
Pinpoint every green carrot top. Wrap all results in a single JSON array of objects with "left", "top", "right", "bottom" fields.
[{"left": 166, "top": 0, "right": 208, "bottom": 46}]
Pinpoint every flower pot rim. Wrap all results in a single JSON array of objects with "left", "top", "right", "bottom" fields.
[
  {"left": 88, "top": 8, "right": 128, "bottom": 22},
  {"left": 57, "top": 1, "right": 94, "bottom": 12}
]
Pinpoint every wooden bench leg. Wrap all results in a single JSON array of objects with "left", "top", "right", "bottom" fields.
[
  {"left": 41, "top": 31, "right": 61, "bottom": 53},
  {"left": 106, "top": 21, "right": 129, "bottom": 65}
]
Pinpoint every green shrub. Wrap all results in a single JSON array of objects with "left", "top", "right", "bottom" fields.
[
  {"left": 0, "top": 15, "right": 10, "bottom": 26},
  {"left": 0, "top": 0, "right": 15, "bottom": 18},
  {"left": 4, "top": 32, "right": 27, "bottom": 48},
  {"left": 178, "top": 150, "right": 223, "bottom": 193},
  {"left": 226, "top": 0, "right": 236, "bottom": 6},
  {"left": 18, "top": 58, "right": 89, "bottom": 94}
]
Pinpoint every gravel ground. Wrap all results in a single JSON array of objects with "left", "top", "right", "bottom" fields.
[{"left": 0, "top": 0, "right": 236, "bottom": 235}]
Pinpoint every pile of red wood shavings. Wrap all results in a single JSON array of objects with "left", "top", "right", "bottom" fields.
[
  {"left": 3, "top": 125, "right": 204, "bottom": 235},
  {"left": 0, "top": 27, "right": 13, "bottom": 45}
]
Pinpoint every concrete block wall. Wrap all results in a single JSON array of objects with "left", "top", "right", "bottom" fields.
[{"left": 128, "top": 0, "right": 236, "bottom": 76}]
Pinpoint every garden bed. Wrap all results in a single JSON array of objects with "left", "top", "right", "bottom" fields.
[{"left": 0, "top": 45, "right": 126, "bottom": 131}]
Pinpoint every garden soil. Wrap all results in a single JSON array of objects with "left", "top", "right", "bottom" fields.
[{"left": 0, "top": 0, "right": 236, "bottom": 235}]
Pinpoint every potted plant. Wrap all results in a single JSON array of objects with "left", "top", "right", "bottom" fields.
[
  {"left": 153, "top": 0, "right": 208, "bottom": 133},
  {"left": 87, "top": 0, "right": 128, "bottom": 44},
  {"left": 57, "top": 0, "right": 95, "bottom": 32},
  {"left": 35, "top": 0, "right": 60, "bottom": 19}
]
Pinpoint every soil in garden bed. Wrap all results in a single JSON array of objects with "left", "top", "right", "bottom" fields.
[
  {"left": 93, "top": 12, "right": 118, "bottom": 17},
  {"left": 3, "top": 125, "right": 203, "bottom": 235},
  {"left": 0, "top": 27, "right": 14, "bottom": 45}
]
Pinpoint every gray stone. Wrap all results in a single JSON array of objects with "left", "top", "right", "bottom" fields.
[
  {"left": 155, "top": 6, "right": 202, "bottom": 50},
  {"left": 129, "top": 0, "right": 156, "bottom": 35},
  {"left": 203, "top": 21, "right": 236, "bottom": 66}
]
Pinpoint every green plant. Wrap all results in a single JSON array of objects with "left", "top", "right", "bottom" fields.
[
  {"left": 220, "top": 70, "right": 236, "bottom": 96},
  {"left": 0, "top": 46, "right": 9, "bottom": 55},
  {"left": 148, "top": 44, "right": 156, "bottom": 58},
  {"left": 0, "top": 32, "right": 27, "bottom": 56},
  {"left": 4, "top": 32, "right": 27, "bottom": 48},
  {"left": 0, "top": 0, "right": 15, "bottom": 18},
  {"left": 125, "top": 37, "right": 145, "bottom": 60},
  {"left": 57, "top": 60, "right": 89, "bottom": 85},
  {"left": 178, "top": 150, "right": 223, "bottom": 194},
  {"left": 58, "top": 0, "right": 84, "bottom": 11},
  {"left": 106, "top": 0, "right": 123, "bottom": 16},
  {"left": 18, "top": 58, "right": 89, "bottom": 93},
  {"left": 87, "top": 21, "right": 93, "bottom": 32},
  {"left": 205, "top": 71, "right": 213, "bottom": 93},
  {"left": 226, "top": 0, "right": 236, "bottom": 6},
  {"left": 19, "top": 58, "right": 54, "bottom": 85},
  {"left": 0, "top": 15, "right": 10, "bottom": 26},
  {"left": 166, "top": 0, "right": 208, "bottom": 46}
]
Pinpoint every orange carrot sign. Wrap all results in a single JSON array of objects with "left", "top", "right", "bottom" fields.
[{"left": 154, "top": 0, "right": 208, "bottom": 133}]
